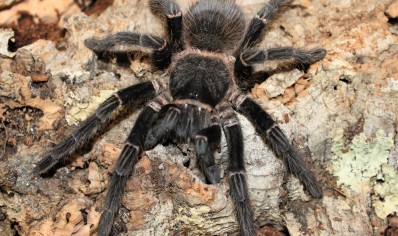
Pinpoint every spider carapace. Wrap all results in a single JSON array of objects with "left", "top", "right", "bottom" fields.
[{"left": 35, "top": 0, "right": 326, "bottom": 235}]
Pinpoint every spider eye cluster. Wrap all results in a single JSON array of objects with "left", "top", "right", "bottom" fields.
[{"left": 184, "top": 0, "right": 245, "bottom": 52}]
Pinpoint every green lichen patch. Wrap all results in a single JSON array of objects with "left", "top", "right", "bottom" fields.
[
  {"left": 372, "top": 163, "right": 398, "bottom": 218},
  {"left": 330, "top": 129, "right": 396, "bottom": 218}
]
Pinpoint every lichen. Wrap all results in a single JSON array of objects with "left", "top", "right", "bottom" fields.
[
  {"left": 372, "top": 163, "right": 398, "bottom": 218},
  {"left": 65, "top": 89, "right": 116, "bottom": 125},
  {"left": 330, "top": 129, "right": 396, "bottom": 218}
]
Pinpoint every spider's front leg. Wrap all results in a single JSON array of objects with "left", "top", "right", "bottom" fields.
[
  {"left": 235, "top": 47, "right": 326, "bottom": 90},
  {"left": 98, "top": 106, "right": 158, "bottom": 236},
  {"left": 241, "top": 47, "right": 326, "bottom": 66},
  {"left": 149, "top": 0, "right": 183, "bottom": 51},
  {"left": 34, "top": 81, "right": 160, "bottom": 175},
  {"left": 219, "top": 104, "right": 254, "bottom": 236},
  {"left": 237, "top": 0, "right": 289, "bottom": 52},
  {"left": 85, "top": 32, "right": 172, "bottom": 70},
  {"left": 234, "top": 95, "right": 322, "bottom": 198},
  {"left": 234, "top": 0, "right": 288, "bottom": 90},
  {"left": 234, "top": 0, "right": 326, "bottom": 90}
]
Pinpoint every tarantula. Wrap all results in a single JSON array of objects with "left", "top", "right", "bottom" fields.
[{"left": 35, "top": 0, "right": 326, "bottom": 235}]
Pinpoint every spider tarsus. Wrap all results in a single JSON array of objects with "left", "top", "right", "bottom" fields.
[
  {"left": 84, "top": 37, "right": 100, "bottom": 51},
  {"left": 230, "top": 172, "right": 255, "bottom": 236},
  {"left": 289, "top": 156, "right": 323, "bottom": 199},
  {"left": 34, "top": 135, "right": 79, "bottom": 175},
  {"left": 308, "top": 48, "right": 327, "bottom": 62},
  {"left": 288, "top": 47, "right": 327, "bottom": 64},
  {"left": 267, "top": 127, "right": 323, "bottom": 198},
  {"left": 300, "top": 170, "right": 323, "bottom": 198},
  {"left": 97, "top": 209, "right": 115, "bottom": 236},
  {"left": 149, "top": 0, "right": 181, "bottom": 18},
  {"left": 33, "top": 155, "right": 58, "bottom": 175}
]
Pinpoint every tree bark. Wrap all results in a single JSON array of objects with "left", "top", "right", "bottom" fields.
[{"left": 0, "top": 0, "right": 397, "bottom": 235}]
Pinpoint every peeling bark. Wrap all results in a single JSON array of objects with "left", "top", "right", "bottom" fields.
[{"left": 0, "top": 0, "right": 398, "bottom": 235}]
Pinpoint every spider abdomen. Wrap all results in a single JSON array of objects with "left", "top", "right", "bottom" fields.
[
  {"left": 170, "top": 54, "right": 230, "bottom": 107},
  {"left": 184, "top": 0, "right": 245, "bottom": 52}
]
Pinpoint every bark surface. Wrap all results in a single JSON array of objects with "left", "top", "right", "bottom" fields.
[{"left": 0, "top": 0, "right": 398, "bottom": 235}]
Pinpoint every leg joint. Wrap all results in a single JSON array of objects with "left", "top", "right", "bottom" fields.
[
  {"left": 229, "top": 171, "right": 246, "bottom": 177},
  {"left": 195, "top": 135, "right": 208, "bottom": 142}
]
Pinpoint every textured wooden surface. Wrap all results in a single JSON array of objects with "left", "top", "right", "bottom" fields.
[{"left": 0, "top": 0, "right": 398, "bottom": 235}]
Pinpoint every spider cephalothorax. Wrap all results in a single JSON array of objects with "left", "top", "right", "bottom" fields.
[{"left": 34, "top": 0, "right": 326, "bottom": 235}]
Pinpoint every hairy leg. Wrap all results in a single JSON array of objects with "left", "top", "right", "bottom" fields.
[
  {"left": 85, "top": 32, "right": 171, "bottom": 69},
  {"left": 237, "top": 0, "right": 289, "bottom": 53},
  {"left": 235, "top": 47, "right": 326, "bottom": 90},
  {"left": 240, "top": 47, "right": 326, "bottom": 66},
  {"left": 34, "top": 81, "right": 160, "bottom": 175},
  {"left": 234, "top": 0, "right": 291, "bottom": 90},
  {"left": 98, "top": 106, "right": 158, "bottom": 236},
  {"left": 234, "top": 95, "right": 322, "bottom": 198},
  {"left": 149, "top": 0, "right": 183, "bottom": 51},
  {"left": 219, "top": 103, "right": 255, "bottom": 236}
]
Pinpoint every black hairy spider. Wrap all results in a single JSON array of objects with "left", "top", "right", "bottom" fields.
[{"left": 34, "top": 0, "right": 326, "bottom": 235}]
